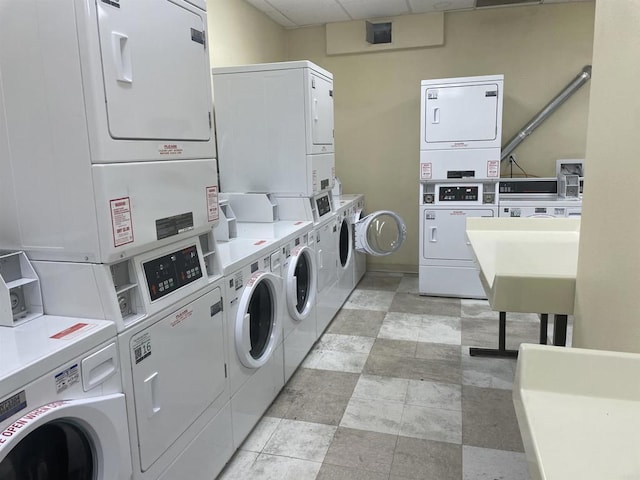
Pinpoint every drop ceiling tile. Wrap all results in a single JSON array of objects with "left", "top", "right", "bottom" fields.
[
  {"left": 542, "top": 0, "right": 592, "bottom": 3},
  {"left": 409, "top": 0, "right": 475, "bottom": 13},
  {"left": 338, "top": 0, "right": 410, "bottom": 20},
  {"left": 271, "top": 1, "right": 351, "bottom": 27}
]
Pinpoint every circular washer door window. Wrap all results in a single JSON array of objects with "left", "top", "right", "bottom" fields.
[
  {"left": 287, "top": 246, "right": 316, "bottom": 321},
  {"left": 235, "top": 272, "right": 282, "bottom": 368},
  {"left": 0, "top": 421, "right": 93, "bottom": 479},
  {"left": 339, "top": 218, "right": 351, "bottom": 268}
]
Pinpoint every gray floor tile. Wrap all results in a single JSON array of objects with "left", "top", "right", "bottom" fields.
[
  {"left": 340, "top": 397, "right": 404, "bottom": 435},
  {"left": 219, "top": 451, "right": 322, "bottom": 480},
  {"left": 462, "top": 385, "right": 524, "bottom": 452},
  {"left": 463, "top": 445, "right": 530, "bottom": 480},
  {"left": 461, "top": 317, "right": 541, "bottom": 350},
  {"left": 285, "top": 368, "right": 360, "bottom": 397},
  {"left": 461, "top": 347, "right": 517, "bottom": 390},
  {"left": 264, "top": 389, "right": 296, "bottom": 418},
  {"left": 370, "top": 338, "right": 418, "bottom": 357},
  {"left": 323, "top": 427, "right": 397, "bottom": 474},
  {"left": 326, "top": 308, "right": 386, "bottom": 337},
  {"left": 379, "top": 312, "right": 461, "bottom": 345},
  {"left": 391, "top": 436, "right": 462, "bottom": 480},
  {"left": 415, "top": 342, "right": 462, "bottom": 363},
  {"left": 352, "top": 374, "right": 410, "bottom": 403},
  {"left": 405, "top": 380, "right": 461, "bottom": 411},
  {"left": 239, "top": 416, "right": 282, "bottom": 452},
  {"left": 461, "top": 299, "right": 540, "bottom": 323},
  {"left": 396, "top": 274, "right": 419, "bottom": 294},
  {"left": 302, "top": 349, "right": 369, "bottom": 373},
  {"left": 283, "top": 391, "right": 352, "bottom": 426},
  {"left": 262, "top": 419, "right": 337, "bottom": 462},
  {"left": 365, "top": 353, "right": 461, "bottom": 384},
  {"left": 356, "top": 272, "right": 403, "bottom": 291},
  {"left": 344, "top": 289, "right": 396, "bottom": 311},
  {"left": 317, "top": 464, "right": 389, "bottom": 480},
  {"left": 399, "top": 404, "right": 462, "bottom": 444},
  {"left": 390, "top": 293, "right": 461, "bottom": 317},
  {"left": 314, "top": 333, "right": 375, "bottom": 354}
]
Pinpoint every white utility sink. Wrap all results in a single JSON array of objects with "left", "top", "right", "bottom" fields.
[
  {"left": 514, "top": 343, "right": 640, "bottom": 480},
  {"left": 465, "top": 217, "right": 580, "bottom": 314}
]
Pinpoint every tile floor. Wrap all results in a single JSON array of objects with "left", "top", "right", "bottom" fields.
[{"left": 218, "top": 272, "right": 561, "bottom": 479}]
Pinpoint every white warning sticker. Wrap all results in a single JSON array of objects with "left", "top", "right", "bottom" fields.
[
  {"left": 110, "top": 197, "right": 134, "bottom": 247},
  {"left": 421, "top": 163, "right": 432, "bottom": 180},
  {"left": 158, "top": 143, "right": 184, "bottom": 156},
  {"left": 312, "top": 170, "right": 318, "bottom": 190},
  {"left": 206, "top": 186, "right": 219, "bottom": 222},
  {"left": 55, "top": 364, "right": 79, "bottom": 393},
  {"left": 487, "top": 160, "right": 500, "bottom": 178}
]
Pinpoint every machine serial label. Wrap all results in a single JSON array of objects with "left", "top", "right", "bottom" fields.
[
  {"left": 110, "top": 197, "right": 134, "bottom": 247},
  {"left": 206, "top": 186, "right": 219, "bottom": 222},
  {"left": 158, "top": 144, "right": 184, "bottom": 156},
  {"left": 133, "top": 333, "right": 152, "bottom": 365},
  {"left": 55, "top": 364, "right": 79, "bottom": 394},
  {"left": 234, "top": 272, "right": 243, "bottom": 291},
  {"left": 0, "top": 391, "right": 27, "bottom": 424}
]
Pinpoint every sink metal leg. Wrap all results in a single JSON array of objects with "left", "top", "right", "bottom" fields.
[
  {"left": 469, "top": 311, "right": 518, "bottom": 358},
  {"left": 553, "top": 314, "right": 568, "bottom": 346}
]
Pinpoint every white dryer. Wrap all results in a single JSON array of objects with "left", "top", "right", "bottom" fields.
[
  {"left": 334, "top": 199, "right": 355, "bottom": 308},
  {"left": 218, "top": 238, "right": 285, "bottom": 449},
  {"left": 0, "top": 316, "right": 131, "bottom": 479}
]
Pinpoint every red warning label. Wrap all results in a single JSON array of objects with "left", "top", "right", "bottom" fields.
[
  {"left": 50, "top": 323, "right": 90, "bottom": 340},
  {"left": 254, "top": 240, "right": 267, "bottom": 245},
  {"left": 110, "top": 197, "right": 134, "bottom": 247}
]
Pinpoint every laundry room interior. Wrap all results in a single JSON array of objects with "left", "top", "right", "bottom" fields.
[{"left": 1, "top": 0, "right": 639, "bottom": 479}]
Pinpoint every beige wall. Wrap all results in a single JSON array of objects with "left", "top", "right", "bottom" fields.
[
  {"left": 287, "top": 3, "right": 594, "bottom": 272},
  {"left": 573, "top": 0, "right": 640, "bottom": 353},
  {"left": 206, "top": 0, "right": 286, "bottom": 67}
]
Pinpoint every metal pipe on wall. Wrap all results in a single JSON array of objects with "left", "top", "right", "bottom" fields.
[{"left": 500, "top": 65, "right": 592, "bottom": 162}]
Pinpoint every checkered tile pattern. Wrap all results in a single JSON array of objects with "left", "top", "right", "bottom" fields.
[{"left": 218, "top": 272, "right": 549, "bottom": 479}]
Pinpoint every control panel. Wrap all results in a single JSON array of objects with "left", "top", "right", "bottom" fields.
[
  {"left": 143, "top": 245, "right": 202, "bottom": 301},
  {"left": 439, "top": 186, "right": 479, "bottom": 202},
  {"left": 316, "top": 194, "right": 332, "bottom": 218}
]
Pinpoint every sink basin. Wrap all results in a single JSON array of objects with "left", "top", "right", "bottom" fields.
[
  {"left": 465, "top": 217, "right": 580, "bottom": 314},
  {"left": 514, "top": 344, "right": 640, "bottom": 479}
]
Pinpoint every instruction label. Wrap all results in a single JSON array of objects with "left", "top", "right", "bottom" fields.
[
  {"left": 206, "top": 186, "right": 219, "bottom": 222},
  {"left": 158, "top": 144, "right": 184, "bottom": 156},
  {"left": 132, "top": 333, "right": 152, "bottom": 365},
  {"left": 487, "top": 160, "right": 499, "bottom": 178},
  {"left": 110, "top": 197, "right": 134, "bottom": 247},
  {"left": 421, "top": 163, "right": 432, "bottom": 180},
  {"left": 55, "top": 364, "right": 79, "bottom": 393}
]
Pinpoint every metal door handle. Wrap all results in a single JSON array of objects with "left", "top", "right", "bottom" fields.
[
  {"left": 432, "top": 108, "right": 440, "bottom": 124},
  {"left": 429, "top": 226, "right": 437, "bottom": 242},
  {"left": 144, "top": 372, "right": 160, "bottom": 417}
]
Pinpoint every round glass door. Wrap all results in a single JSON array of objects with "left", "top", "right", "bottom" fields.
[
  {"left": 355, "top": 211, "right": 406, "bottom": 256},
  {"left": 287, "top": 246, "right": 316, "bottom": 321},
  {"left": 0, "top": 421, "right": 93, "bottom": 479},
  {"left": 235, "top": 272, "right": 282, "bottom": 368},
  {"left": 339, "top": 218, "right": 351, "bottom": 268}
]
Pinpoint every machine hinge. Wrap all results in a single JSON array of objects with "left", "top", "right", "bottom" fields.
[
  {"left": 208, "top": 112, "right": 212, "bottom": 129},
  {"left": 224, "top": 363, "right": 228, "bottom": 378},
  {"left": 329, "top": 89, "right": 333, "bottom": 97}
]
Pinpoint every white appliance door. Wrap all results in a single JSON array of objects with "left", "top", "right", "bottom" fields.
[
  {"left": 422, "top": 209, "right": 494, "bottom": 261},
  {"left": 315, "top": 220, "right": 338, "bottom": 292},
  {"left": 130, "top": 287, "right": 225, "bottom": 471},
  {"left": 97, "top": 0, "right": 211, "bottom": 141},
  {"left": 424, "top": 84, "right": 499, "bottom": 144},
  {"left": 338, "top": 216, "right": 352, "bottom": 268},
  {"left": 286, "top": 245, "right": 316, "bottom": 321},
  {"left": 0, "top": 395, "right": 131, "bottom": 480},
  {"left": 355, "top": 211, "right": 406, "bottom": 256},
  {"left": 310, "top": 73, "right": 334, "bottom": 146},
  {"left": 235, "top": 272, "right": 282, "bottom": 369}
]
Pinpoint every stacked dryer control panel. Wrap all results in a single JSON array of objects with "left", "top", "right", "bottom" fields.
[{"left": 419, "top": 75, "right": 504, "bottom": 298}]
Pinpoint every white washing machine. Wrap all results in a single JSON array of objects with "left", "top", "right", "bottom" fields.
[
  {"left": 218, "top": 238, "right": 285, "bottom": 449},
  {"left": 0, "top": 316, "right": 131, "bottom": 479},
  {"left": 281, "top": 229, "right": 317, "bottom": 382}
]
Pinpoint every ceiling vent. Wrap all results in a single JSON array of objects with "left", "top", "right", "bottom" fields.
[
  {"left": 366, "top": 21, "right": 392, "bottom": 44},
  {"left": 476, "top": 0, "right": 541, "bottom": 7}
]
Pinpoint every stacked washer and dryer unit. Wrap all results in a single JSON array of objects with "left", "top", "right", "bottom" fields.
[
  {"left": 212, "top": 61, "right": 407, "bottom": 347},
  {"left": 419, "top": 75, "right": 504, "bottom": 298},
  {"left": 0, "top": 1, "right": 235, "bottom": 479}
]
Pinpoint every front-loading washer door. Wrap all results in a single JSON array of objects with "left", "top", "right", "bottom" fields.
[
  {"left": 355, "top": 210, "right": 407, "bottom": 256},
  {"left": 338, "top": 217, "right": 352, "bottom": 269},
  {"left": 235, "top": 272, "right": 282, "bottom": 369},
  {"left": 0, "top": 395, "right": 131, "bottom": 480},
  {"left": 286, "top": 245, "right": 316, "bottom": 322}
]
